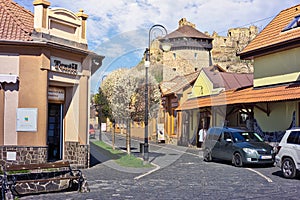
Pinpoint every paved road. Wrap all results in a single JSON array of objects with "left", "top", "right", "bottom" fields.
[{"left": 21, "top": 131, "right": 300, "bottom": 200}]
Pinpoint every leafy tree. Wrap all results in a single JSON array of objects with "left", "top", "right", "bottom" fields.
[
  {"left": 100, "top": 68, "right": 161, "bottom": 122},
  {"left": 94, "top": 88, "right": 112, "bottom": 122}
]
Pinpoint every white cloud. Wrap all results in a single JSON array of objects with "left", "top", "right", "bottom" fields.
[{"left": 14, "top": 0, "right": 300, "bottom": 92}]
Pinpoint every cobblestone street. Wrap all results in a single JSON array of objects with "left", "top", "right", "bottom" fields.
[{"left": 21, "top": 132, "right": 300, "bottom": 200}]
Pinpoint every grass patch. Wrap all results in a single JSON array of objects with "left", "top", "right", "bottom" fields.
[{"left": 93, "top": 141, "right": 153, "bottom": 168}]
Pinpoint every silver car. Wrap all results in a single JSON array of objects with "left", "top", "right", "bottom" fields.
[{"left": 275, "top": 128, "right": 300, "bottom": 179}]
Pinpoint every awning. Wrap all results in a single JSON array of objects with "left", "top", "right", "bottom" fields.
[
  {"left": 0, "top": 74, "right": 18, "bottom": 83},
  {"left": 177, "top": 84, "right": 300, "bottom": 110}
]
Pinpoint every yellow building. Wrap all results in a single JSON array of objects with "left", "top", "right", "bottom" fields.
[
  {"left": 177, "top": 65, "right": 253, "bottom": 147},
  {"left": 0, "top": 0, "right": 103, "bottom": 167},
  {"left": 239, "top": 4, "right": 300, "bottom": 135},
  {"left": 179, "top": 4, "right": 300, "bottom": 143}
]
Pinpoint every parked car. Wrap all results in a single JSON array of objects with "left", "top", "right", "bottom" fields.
[
  {"left": 203, "top": 127, "right": 275, "bottom": 167},
  {"left": 89, "top": 124, "right": 96, "bottom": 139},
  {"left": 275, "top": 128, "right": 300, "bottom": 179}
]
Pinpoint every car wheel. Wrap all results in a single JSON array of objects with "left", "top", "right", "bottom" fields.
[
  {"left": 233, "top": 153, "right": 243, "bottom": 167},
  {"left": 203, "top": 148, "right": 212, "bottom": 162},
  {"left": 282, "top": 157, "right": 297, "bottom": 179}
]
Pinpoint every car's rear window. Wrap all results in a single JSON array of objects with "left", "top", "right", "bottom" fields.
[{"left": 287, "top": 131, "right": 300, "bottom": 144}]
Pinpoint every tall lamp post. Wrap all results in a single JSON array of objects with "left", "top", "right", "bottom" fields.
[{"left": 143, "top": 24, "right": 171, "bottom": 162}]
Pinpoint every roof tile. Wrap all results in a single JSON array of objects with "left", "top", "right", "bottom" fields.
[
  {"left": 160, "top": 71, "right": 200, "bottom": 96},
  {"left": 203, "top": 67, "right": 253, "bottom": 90},
  {"left": 165, "top": 25, "right": 212, "bottom": 40},
  {"left": 241, "top": 4, "right": 300, "bottom": 56},
  {"left": 0, "top": 0, "right": 34, "bottom": 41},
  {"left": 178, "top": 84, "right": 300, "bottom": 110}
]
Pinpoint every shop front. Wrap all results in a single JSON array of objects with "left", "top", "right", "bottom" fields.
[{"left": 0, "top": 0, "right": 103, "bottom": 168}]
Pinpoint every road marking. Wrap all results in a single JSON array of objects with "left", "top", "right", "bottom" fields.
[
  {"left": 134, "top": 163, "right": 160, "bottom": 180},
  {"left": 246, "top": 168, "right": 273, "bottom": 183}
]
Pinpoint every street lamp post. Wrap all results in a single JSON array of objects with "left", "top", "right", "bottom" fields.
[{"left": 143, "top": 24, "right": 171, "bottom": 162}]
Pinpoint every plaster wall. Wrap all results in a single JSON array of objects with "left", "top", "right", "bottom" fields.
[
  {"left": 254, "top": 47, "right": 300, "bottom": 87},
  {"left": 254, "top": 101, "right": 298, "bottom": 132}
]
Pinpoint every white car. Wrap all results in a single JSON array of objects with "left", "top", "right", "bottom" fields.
[{"left": 275, "top": 128, "right": 300, "bottom": 179}]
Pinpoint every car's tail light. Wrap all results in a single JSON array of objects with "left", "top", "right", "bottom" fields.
[{"left": 276, "top": 146, "right": 281, "bottom": 154}]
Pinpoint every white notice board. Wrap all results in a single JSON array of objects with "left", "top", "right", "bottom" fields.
[{"left": 16, "top": 108, "right": 38, "bottom": 132}]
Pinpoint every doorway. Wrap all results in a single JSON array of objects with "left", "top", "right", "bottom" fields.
[{"left": 47, "top": 103, "right": 63, "bottom": 161}]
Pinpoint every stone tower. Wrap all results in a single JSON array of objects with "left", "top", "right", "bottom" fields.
[{"left": 158, "top": 18, "right": 213, "bottom": 81}]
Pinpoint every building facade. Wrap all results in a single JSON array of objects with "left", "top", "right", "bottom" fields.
[
  {"left": 178, "top": 4, "right": 300, "bottom": 144},
  {"left": 239, "top": 4, "right": 300, "bottom": 139},
  {"left": 0, "top": 0, "right": 103, "bottom": 167}
]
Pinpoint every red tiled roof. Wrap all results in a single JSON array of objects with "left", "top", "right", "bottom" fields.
[
  {"left": 165, "top": 25, "right": 212, "bottom": 40},
  {"left": 240, "top": 4, "right": 300, "bottom": 58},
  {"left": 0, "top": 0, "right": 34, "bottom": 41},
  {"left": 177, "top": 84, "right": 300, "bottom": 110},
  {"left": 160, "top": 71, "right": 200, "bottom": 96},
  {"left": 203, "top": 67, "right": 253, "bottom": 90}
]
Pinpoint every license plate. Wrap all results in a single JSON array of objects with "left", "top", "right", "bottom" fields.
[{"left": 260, "top": 155, "right": 272, "bottom": 159}]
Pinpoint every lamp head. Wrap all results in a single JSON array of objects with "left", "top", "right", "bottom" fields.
[
  {"left": 161, "top": 41, "right": 172, "bottom": 52},
  {"left": 144, "top": 48, "right": 150, "bottom": 68}
]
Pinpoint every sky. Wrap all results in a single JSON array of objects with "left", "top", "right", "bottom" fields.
[{"left": 15, "top": 0, "right": 300, "bottom": 93}]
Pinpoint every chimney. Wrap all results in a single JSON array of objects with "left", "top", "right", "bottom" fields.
[
  {"left": 33, "top": 0, "right": 51, "bottom": 31},
  {"left": 76, "top": 9, "right": 88, "bottom": 40}
]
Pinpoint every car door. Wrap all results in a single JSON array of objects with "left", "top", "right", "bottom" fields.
[
  {"left": 211, "top": 131, "right": 222, "bottom": 159},
  {"left": 286, "top": 131, "right": 300, "bottom": 165},
  {"left": 219, "top": 132, "right": 234, "bottom": 161}
]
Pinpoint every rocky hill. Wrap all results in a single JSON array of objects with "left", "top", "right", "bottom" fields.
[{"left": 209, "top": 25, "right": 258, "bottom": 73}]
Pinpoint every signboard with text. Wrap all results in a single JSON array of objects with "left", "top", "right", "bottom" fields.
[
  {"left": 50, "top": 56, "right": 81, "bottom": 75},
  {"left": 16, "top": 108, "right": 38, "bottom": 132},
  {"left": 48, "top": 87, "right": 65, "bottom": 103}
]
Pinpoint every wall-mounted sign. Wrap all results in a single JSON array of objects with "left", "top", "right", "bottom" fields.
[
  {"left": 50, "top": 56, "right": 81, "bottom": 75},
  {"left": 48, "top": 87, "right": 65, "bottom": 103},
  {"left": 157, "top": 123, "right": 165, "bottom": 141},
  {"left": 7, "top": 152, "right": 16, "bottom": 161},
  {"left": 171, "top": 97, "right": 178, "bottom": 108},
  {"left": 16, "top": 108, "right": 38, "bottom": 132}
]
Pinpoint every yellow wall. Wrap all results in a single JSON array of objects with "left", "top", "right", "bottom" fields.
[
  {"left": 254, "top": 101, "right": 298, "bottom": 132},
  {"left": 254, "top": 47, "right": 300, "bottom": 87},
  {"left": 191, "top": 70, "right": 224, "bottom": 98}
]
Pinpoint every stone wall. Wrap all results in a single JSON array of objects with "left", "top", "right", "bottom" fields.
[
  {"left": 0, "top": 144, "right": 89, "bottom": 168},
  {"left": 210, "top": 26, "right": 258, "bottom": 72},
  {"left": 0, "top": 146, "right": 47, "bottom": 165},
  {"left": 64, "top": 142, "right": 89, "bottom": 168}
]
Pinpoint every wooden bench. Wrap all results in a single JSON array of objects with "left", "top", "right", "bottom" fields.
[{"left": 1, "top": 161, "right": 84, "bottom": 199}]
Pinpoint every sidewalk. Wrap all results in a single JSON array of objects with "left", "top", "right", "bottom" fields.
[{"left": 94, "top": 132, "right": 203, "bottom": 178}]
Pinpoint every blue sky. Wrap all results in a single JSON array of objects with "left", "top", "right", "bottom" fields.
[{"left": 15, "top": 0, "right": 300, "bottom": 92}]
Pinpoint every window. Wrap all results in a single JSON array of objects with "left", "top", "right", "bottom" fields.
[
  {"left": 287, "top": 131, "right": 300, "bottom": 144},
  {"left": 282, "top": 15, "right": 300, "bottom": 32}
]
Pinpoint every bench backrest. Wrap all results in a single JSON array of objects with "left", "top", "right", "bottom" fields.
[{"left": 5, "top": 161, "right": 71, "bottom": 172}]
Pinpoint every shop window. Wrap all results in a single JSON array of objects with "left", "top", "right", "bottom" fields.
[{"left": 282, "top": 15, "right": 300, "bottom": 32}]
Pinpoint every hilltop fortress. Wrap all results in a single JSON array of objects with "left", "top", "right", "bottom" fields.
[{"left": 147, "top": 18, "right": 258, "bottom": 81}]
